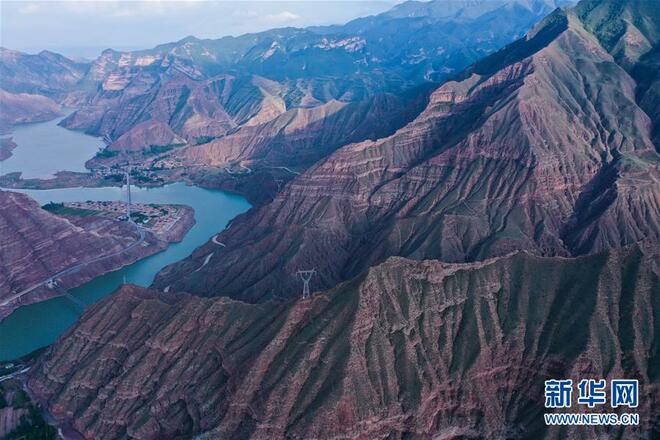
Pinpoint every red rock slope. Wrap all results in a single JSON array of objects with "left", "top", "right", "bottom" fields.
[
  {"left": 0, "top": 190, "right": 168, "bottom": 318},
  {"left": 153, "top": 5, "right": 660, "bottom": 302},
  {"left": 28, "top": 243, "right": 659, "bottom": 439}
]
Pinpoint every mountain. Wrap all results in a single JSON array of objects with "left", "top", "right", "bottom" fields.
[
  {"left": 0, "top": 48, "right": 88, "bottom": 132},
  {"left": 152, "top": 0, "right": 660, "bottom": 302},
  {"left": 0, "top": 138, "right": 17, "bottom": 161},
  {"left": 27, "top": 244, "right": 659, "bottom": 439},
  {"left": 575, "top": 0, "right": 660, "bottom": 146},
  {"left": 16, "top": 2, "right": 660, "bottom": 439},
  {"left": 121, "top": 85, "right": 433, "bottom": 179},
  {"left": 0, "top": 48, "right": 89, "bottom": 98},
  {"left": 54, "top": 0, "right": 564, "bottom": 172},
  {"left": 0, "top": 89, "right": 62, "bottom": 134},
  {"left": 381, "top": 0, "right": 570, "bottom": 20},
  {"left": 0, "top": 190, "right": 176, "bottom": 319}
]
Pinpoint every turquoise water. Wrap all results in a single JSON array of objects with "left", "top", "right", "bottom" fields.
[
  {"left": 0, "top": 184, "right": 251, "bottom": 360},
  {"left": 0, "top": 116, "right": 251, "bottom": 360},
  {"left": 0, "top": 109, "right": 103, "bottom": 179}
]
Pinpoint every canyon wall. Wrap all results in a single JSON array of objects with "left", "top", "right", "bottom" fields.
[
  {"left": 153, "top": 6, "right": 660, "bottom": 302},
  {"left": 28, "top": 243, "right": 659, "bottom": 439}
]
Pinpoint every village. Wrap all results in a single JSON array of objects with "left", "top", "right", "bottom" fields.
[{"left": 54, "top": 200, "right": 189, "bottom": 238}]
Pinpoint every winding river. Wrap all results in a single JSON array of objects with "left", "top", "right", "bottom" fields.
[{"left": 0, "top": 118, "right": 251, "bottom": 360}]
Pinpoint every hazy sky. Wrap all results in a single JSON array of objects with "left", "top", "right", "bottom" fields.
[{"left": 0, "top": 0, "right": 402, "bottom": 58}]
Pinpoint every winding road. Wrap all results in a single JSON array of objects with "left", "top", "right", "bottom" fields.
[
  {"left": 0, "top": 366, "right": 30, "bottom": 383},
  {"left": 211, "top": 234, "right": 226, "bottom": 247},
  {"left": 0, "top": 221, "right": 145, "bottom": 309}
]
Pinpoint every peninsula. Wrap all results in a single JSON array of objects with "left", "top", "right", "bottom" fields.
[{"left": 0, "top": 190, "right": 194, "bottom": 319}]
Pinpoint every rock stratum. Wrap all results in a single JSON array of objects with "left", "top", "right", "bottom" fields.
[
  {"left": 28, "top": 244, "right": 659, "bottom": 439},
  {"left": 10, "top": 2, "right": 660, "bottom": 439},
  {"left": 153, "top": 0, "right": 660, "bottom": 302},
  {"left": 0, "top": 89, "right": 61, "bottom": 134},
  {"left": 0, "top": 190, "right": 189, "bottom": 319}
]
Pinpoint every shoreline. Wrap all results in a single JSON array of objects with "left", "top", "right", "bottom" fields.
[
  {"left": 0, "top": 203, "right": 196, "bottom": 321},
  {"left": 0, "top": 162, "right": 284, "bottom": 206},
  {"left": 0, "top": 137, "right": 17, "bottom": 161}
]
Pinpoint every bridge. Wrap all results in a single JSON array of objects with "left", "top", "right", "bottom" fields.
[
  {"left": 62, "top": 291, "right": 85, "bottom": 313},
  {"left": 51, "top": 282, "right": 85, "bottom": 313}
]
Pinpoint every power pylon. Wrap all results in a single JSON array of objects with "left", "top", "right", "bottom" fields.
[
  {"left": 125, "top": 170, "right": 132, "bottom": 221},
  {"left": 297, "top": 269, "right": 316, "bottom": 299}
]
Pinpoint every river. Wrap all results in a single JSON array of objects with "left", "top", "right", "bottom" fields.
[
  {"left": 0, "top": 109, "right": 103, "bottom": 179},
  {"left": 0, "top": 118, "right": 251, "bottom": 361}
]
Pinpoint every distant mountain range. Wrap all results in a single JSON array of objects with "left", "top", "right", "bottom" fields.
[
  {"left": 1, "top": 0, "right": 570, "bottom": 171},
  {"left": 0, "top": 48, "right": 87, "bottom": 97}
]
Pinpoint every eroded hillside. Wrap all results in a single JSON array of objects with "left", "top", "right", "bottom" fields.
[
  {"left": 28, "top": 244, "right": 659, "bottom": 439},
  {"left": 153, "top": 4, "right": 660, "bottom": 302}
]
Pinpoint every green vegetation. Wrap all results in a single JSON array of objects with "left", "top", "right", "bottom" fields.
[
  {"left": 148, "top": 142, "right": 185, "bottom": 155},
  {"left": 4, "top": 406, "right": 56, "bottom": 440},
  {"left": 130, "top": 212, "right": 150, "bottom": 225},
  {"left": 95, "top": 148, "right": 119, "bottom": 159},
  {"left": 0, "top": 389, "right": 7, "bottom": 409},
  {"left": 42, "top": 202, "right": 98, "bottom": 217},
  {"left": 173, "top": 85, "right": 191, "bottom": 116},
  {"left": 12, "top": 388, "right": 29, "bottom": 408},
  {"left": 194, "top": 136, "right": 216, "bottom": 145},
  {"left": 1, "top": 378, "right": 56, "bottom": 440},
  {"left": 103, "top": 173, "right": 125, "bottom": 183}
]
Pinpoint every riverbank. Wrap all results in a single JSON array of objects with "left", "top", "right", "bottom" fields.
[
  {"left": 157, "top": 204, "right": 195, "bottom": 242},
  {"left": 0, "top": 191, "right": 196, "bottom": 320},
  {"left": 0, "top": 162, "right": 284, "bottom": 206},
  {"left": 0, "top": 183, "right": 250, "bottom": 361},
  {"left": 0, "top": 111, "right": 253, "bottom": 363},
  {"left": 0, "top": 108, "right": 289, "bottom": 208},
  {"left": 0, "top": 138, "right": 17, "bottom": 161}
]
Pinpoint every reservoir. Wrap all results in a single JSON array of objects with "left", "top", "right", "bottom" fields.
[
  {"left": 0, "top": 109, "right": 104, "bottom": 179},
  {"left": 0, "top": 121, "right": 251, "bottom": 360}
]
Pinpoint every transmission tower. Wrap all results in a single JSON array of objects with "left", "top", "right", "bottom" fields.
[
  {"left": 125, "top": 170, "right": 132, "bottom": 221},
  {"left": 297, "top": 269, "right": 316, "bottom": 299}
]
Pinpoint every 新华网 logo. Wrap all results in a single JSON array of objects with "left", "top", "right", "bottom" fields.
[{"left": 543, "top": 379, "right": 639, "bottom": 426}]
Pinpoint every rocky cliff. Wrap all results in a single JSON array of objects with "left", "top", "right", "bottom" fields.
[
  {"left": 0, "top": 190, "right": 173, "bottom": 319},
  {"left": 153, "top": 2, "right": 660, "bottom": 302},
  {"left": 575, "top": 0, "right": 660, "bottom": 147},
  {"left": 27, "top": 244, "right": 659, "bottom": 439},
  {"left": 0, "top": 89, "right": 61, "bottom": 133}
]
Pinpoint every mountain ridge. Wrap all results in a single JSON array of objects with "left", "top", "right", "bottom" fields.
[
  {"left": 152, "top": 0, "right": 660, "bottom": 302},
  {"left": 45, "top": 0, "right": 563, "bottom": 171},
  {"left": 27, "top": 242, "right": 659, "bottom": 439}
]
